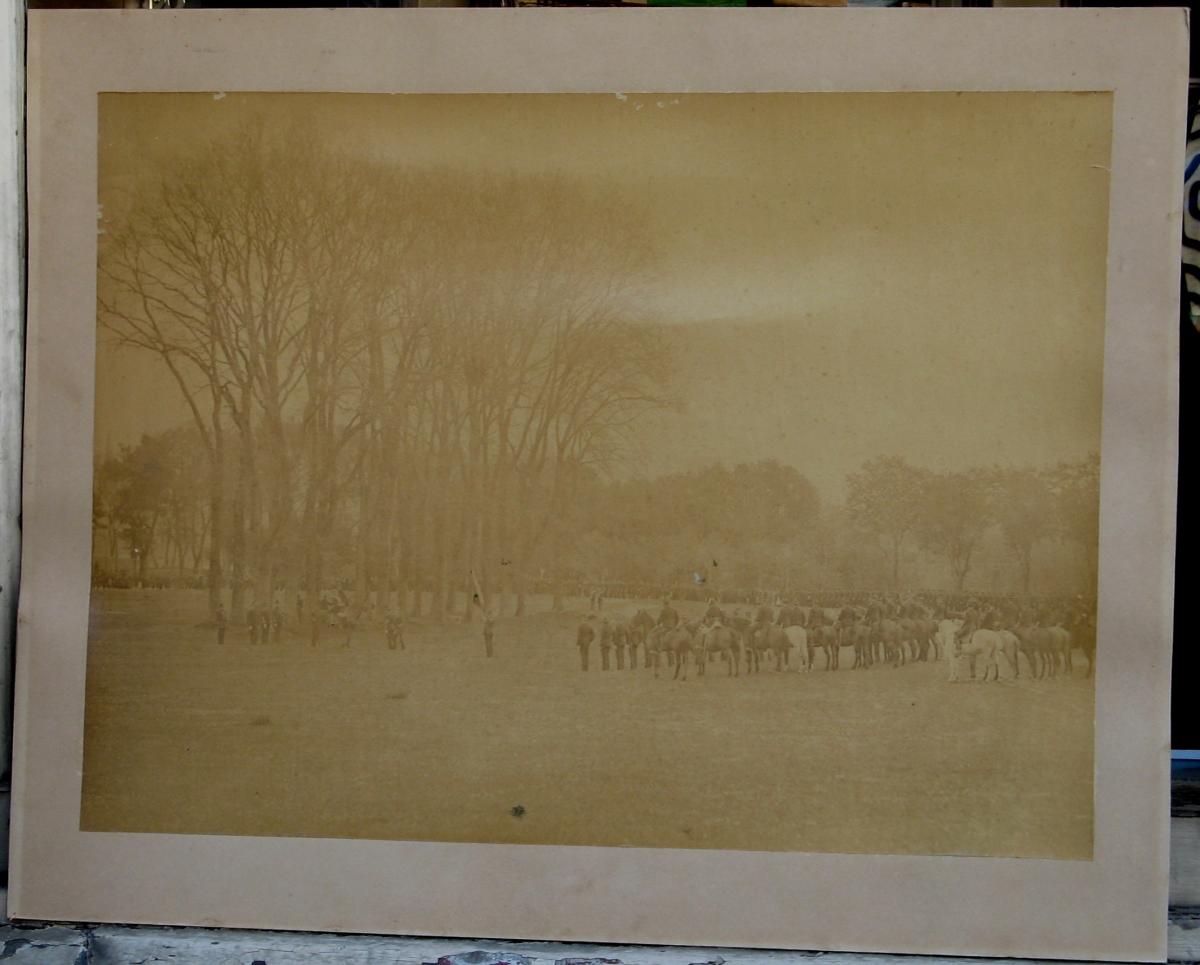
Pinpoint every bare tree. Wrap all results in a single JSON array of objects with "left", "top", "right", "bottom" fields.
[{"left": 99, "top": 122, "right": 673, "bottom": 629}]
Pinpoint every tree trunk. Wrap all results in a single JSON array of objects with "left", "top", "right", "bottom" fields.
[
  {"left": 207, "top": 421, "right": 225, "bottom": 615},
  {"left": 430, "top": 457, "right": 447, "bottom": 618},
  {"left": 461, "top": 461, "right": 476, "bottom": 625},
  {"left": 229, "top": 465, "right": 246, "bottom": 622},
  {"left": 408, "top": 476, "right": 426, "bottom": 618},
  {"left": 355, "top": 452, "right": 373, "bottom": 612},
  {"left": 952, "top": 549, "right": 971, "bottom": 594}
]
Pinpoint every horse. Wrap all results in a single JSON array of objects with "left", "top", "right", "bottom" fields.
[
  {"left": 743, "top": 624, "right": 769, "bottom": 673},
  {"left": 876, "top": 618, "right": 906, "bottom": 667},
  {"left": 1011, "top": 625, "right": 1054, "bottom": 678},
  {"left": 994, "top": 628, "right": 1021, "bottom": 679},
  {"left": 630, "top": 608, "right": 656, "bottom": 636},
  {"left": 1043, "top": 625, "right": 1073, "bottom": 675},
  {"left": 908, "top": 617, "right": 938, "bottom": 661},
  {"left": 959, "top": 628, "right": 1005, "bottom": 681},
  {"left": 699, "top": 624, "right": 742, "bottom": 677},
  {"left": 1069, "top": 615, "right": 1096, "bottom": 677},
  {"left": 630, "top": 609, "right": 656, "bottom": 668},
  {"left": 894, "top": 619, "right": 926, "bottom": 665},
  {"left": 648, "top": 625, "right": 695, "bottom": 680},
  {"left": 754, "top": 625, "right": 791, "bottom": 671},
  {"left": 842, "top": 620, "right": 873, "bottom": 669},
  {"left": 808, "top": 624, "right": 840, "bottom": 670}
]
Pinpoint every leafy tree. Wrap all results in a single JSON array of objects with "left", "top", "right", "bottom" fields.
[
  {"left": 918, "top": 470, "right": 991, "bottom": 592},
  {"left": 846, "top": 456, "right": 929, "bottom": 589},
  {"left": 1046, "top": 453, "right": 1101, "bottom": 594},
  {"left": 987, "top": 467, "right": 1057, "bottom": 595}
]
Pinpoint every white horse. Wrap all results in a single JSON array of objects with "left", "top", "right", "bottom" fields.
[
  {"left": 959, "top": 629, "right": 1008, "bottom": 682},
  {"left": 995, "top": 629, "right": 1021, "bottom": 679}
]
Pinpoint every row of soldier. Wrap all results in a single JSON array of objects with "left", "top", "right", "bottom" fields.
[
  {"left": 211, "top": 591, "right": 408, "bottom": 649},
  {"left": 572, "top": 593, "right": 1095, "bottom": 675},
  {"left": 212, "top": 601, "right": 285, "bottom": 645}
]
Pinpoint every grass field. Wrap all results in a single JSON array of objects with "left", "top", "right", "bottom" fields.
[{"left": 80, "top": 588, "right": 1094, "bottom": 859}]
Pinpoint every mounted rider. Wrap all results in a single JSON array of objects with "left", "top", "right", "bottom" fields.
[
  {"left": 955, "top": 600, "right": 982, "bottom": 651},
  {"left": 658, "top": 597, "right": 680, "bottom": 629},
  {"left": 652, "top": 596, "right": 679, "bottom": 648}
]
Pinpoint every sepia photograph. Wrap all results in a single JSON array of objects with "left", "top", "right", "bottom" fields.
[{"left": 81, "top": 90, "right": 1108, "bottom": 860}]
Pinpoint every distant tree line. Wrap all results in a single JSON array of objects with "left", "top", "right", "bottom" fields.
[
  {"left": 555, "top": 453, "right": 1098, "bottom": 598},
  {"left": 843, "top": 454, "right": 1099, "bottom": 596},
  {"left": 94, "top": 421, "right": 1099, "bottom": 608}
]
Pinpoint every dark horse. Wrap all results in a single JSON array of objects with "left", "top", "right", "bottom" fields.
[
  {"left": 649, "top": 625, "right": 695, "bottom": 680},
  {"left": 808, "top": 624, "right": 839, "bottom": 670},
  {"left": 629, "top": 609, "right": 656, "bottom": 668},
  {"left": 699, "top": 624, "right": 742, "bottom": 677},
  {"left": 1069, "top": 614, "right": 1096, "bottom": 678},
  {"left": 752, "top": 625, "right": 791, "bottom": 672}
]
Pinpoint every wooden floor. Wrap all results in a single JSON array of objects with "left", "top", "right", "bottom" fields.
[{"left": 2, "top": 776, "right": 1199, "bottom": 964}]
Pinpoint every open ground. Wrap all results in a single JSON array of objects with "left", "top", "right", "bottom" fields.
[{"left": 80, "top": 589, "right": 1094, "bottom": 859}]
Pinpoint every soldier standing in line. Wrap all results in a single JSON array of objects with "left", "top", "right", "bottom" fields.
[
  {"left": 613, "top": 619, "right": 627, "bottom": 670},
  {"left": 599, "top": 617, "right": 613, "bottom": 670},
  {"left": 483, "top": 612, "right": 495, "bottom": 658},
  {"left": 577, "top": 614, "right": 595, "bottom": 671},
  {"left": 259, "top": 607, "right": 272, "bottom": 645},
  {"left": 272, "top": 602, "right": 284, "bottom": 643},
  {"left": 247, "top": 599, "right": 259, "bottom": 645},
  {"left": 215, "top": 602, "right": 227, "bottom": 646},
  {"left": 386, "top": 606, "right": 405, "bottom": 650}
]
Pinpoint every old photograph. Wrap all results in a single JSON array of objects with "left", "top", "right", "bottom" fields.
[{"left": 83, "top": 90, "right": 1107, "bottom": 859}]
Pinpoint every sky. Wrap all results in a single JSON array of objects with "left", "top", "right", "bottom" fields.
[{"left": 96, "top": 91, "right": 1112, "bottom": 500}]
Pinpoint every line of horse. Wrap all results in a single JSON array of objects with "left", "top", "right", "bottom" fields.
[{"left": 609, "top": 607, "right": 1095, "bottom": 683}]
